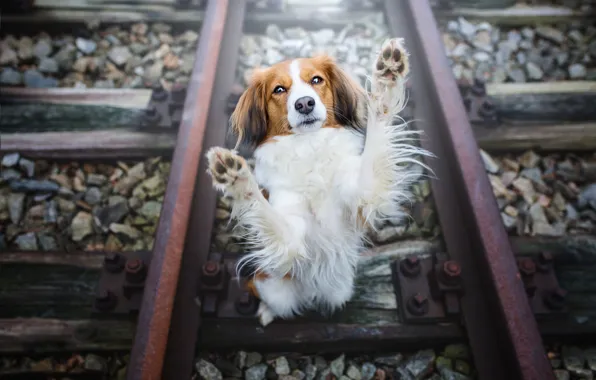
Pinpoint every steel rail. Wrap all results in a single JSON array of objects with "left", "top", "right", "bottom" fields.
[
  {"left": 391, "top": 0, "right": 555, "bottom": 379},
  {"left": 160, "top": 1, "right": 248, "bottom": 378},
  {"left": 126, "top": 1, "right": 229, "bottom": 379}
]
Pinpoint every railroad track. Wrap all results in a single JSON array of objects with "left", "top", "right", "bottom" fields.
[{"left": 1, "top": 0, "right": 595, "bottom": 379}]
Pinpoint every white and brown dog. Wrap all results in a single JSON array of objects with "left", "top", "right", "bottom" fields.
[{"left": 206, "top": 38, "right": 431, "bottom": 326}]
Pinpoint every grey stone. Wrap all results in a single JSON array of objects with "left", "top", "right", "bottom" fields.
[
  {"left": 76, "top": 38, "right": 97, "bottom": 55},
  {"left": 38, "top": 58, "right": 59, "bottom": 74},
  {"left": 0, "top": 46, "right": 18, "bottom": 65},
  {"left": 23, "top": 69, "right": 58, "bottom": 88},
  {"left": 71, "top": 212, "right": 93, "bottom": 242},
  {"left": 10, "top": 179, "right": 59, "bottom": 193},
  {"left": 0, "top": 68, "right": 23, "bottom": 85},
  {"left": 196, "top": 359, "right": 223, "bottom": 380},
  {"left": 501, "top": 213, "right": 517, "bottom": 230},
  {"left": 18, "top": 158, "right": 35, "bottom": 177},
  {"left": 109, "top": 223, "right": 140, "bottom": 239},
  {"left": 33, "top": 39, "right": 53, "bottom": 59},
  {"left": 536, "top": 26, "right": 565, "bottom": 45},
  {"left": 84, "top": 354, "right": 107, "bottom": 371},
  {"left": 458, "top": 17, "right": 476, "bottom": 39},
  {"left": 38, "top": 233, "right": 58, "bottom": 251},
  {"left": 404, "top": 349, "right": 435, "bottom": 379},
  {"left": 84, "top": 187, "right": 103, "bottom": 205},
  {"left": 15, "top": 232, "right": 38, "bottom": 250},
  {"left": 569, "top": 63, "right": 587, "bottom": 79},
  {"left": 87, "top": 174, "right": 107, "bottom": 186},
  {"left": 439, "top": 368, "right": 471, "bottom": 380},
  {"left": 578, "top": 184, "right": 596, "bottom": 210},
  {"left": 360, "top": 363, "right": 375, "bottom": 380},
  {"left": 304, "top": 364, "right": 317, "bottom": 380},
  {"left": 44, "top": 200, "right": 58, "bottom": 223},
  {"left": 94, "top": 79, "right": 115, "bottom": 88},
  {"left": 235, "top": 351, "right": 248, "bottom": 369},
  {"left": 108, "top": 46, "right": 132, "bottom": 67},
  {"left": 215, "top": 358, "right": 242, "bottom": 377},
  {"left": 346, "top": 365, "right": 361, "bottom": 380},
  {"left": 276, "top": 357, "right": 291, "bottom": 376},
  {"left": 508, "top": 67, "right": 526, "bottom": 83},
  {"left": 479, "top": 149, "right": 499, "bottom": 174},
  {"left": 129, "top": 42, "right": 150, "bottom": 56},
  {"left": 526, "top": 62, "right": 544, "bottom": 80},
  {"left": 2, "top": 153, "right": 20, "bottom": 167},
  {"left": 521, "top": 27, "right": 535, "bottom": 40},
  {"left": 245, "top": 352, "right": 262, "bottom": 368},
  {"left": 139, "top": 200, "right": 162, "bottom": 220},
  {"left": 330, "top": 355, "right": 345, "bottom": 378},
  {"left": 245, "top": 364, "right": 268, "bottom": 380},
  {"left": 375, "top": 353, "right": 404, "bottom": 366}
]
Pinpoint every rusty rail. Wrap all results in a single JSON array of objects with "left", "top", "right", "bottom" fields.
[
  {"left": 392, "top": 1, "right": 554, "bottom": 380},
  {"left": 126, "top": 1, "right": 229, "bottom": 379}
]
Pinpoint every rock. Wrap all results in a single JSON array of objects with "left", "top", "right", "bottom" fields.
[
  {"left": 71, "top": 211, "right": 93, "bottom": 242},
  {"left": 361, "top": 363, "right": 375, "bottom": 380},
  {"left": 578, "top": 184, "right": 596, "bottom": 210},
  {"left": 215, "top": 358, "right": 242, "bottom": 377},
  {"left": 95, "top": 201, "right": 129, "bottom": 228},
  {"left": 2, "top": 153, "right": 20, "bottom": 167},
  {"left": 276, "top": 357, "right": 291, "bottom": 376},
  {"left": 439, "top": 368, "right": 470, "bottom": 380},
  {"left": 57, "top": 198, "right": 76, "bottom": 214},
  {"left": 330, "top": 355, "right": 345, "bottom": 378},
  {"left": 501, "top": 171, "right": 517, "bottom": 187},
  {"left": 10, "top": 179, "right": 60, "bottom": 193},
  {"left": 196, "top": 359, "right": 223, "bottom": 380},
  {"left": 94, "top": 79, "right": 115, "bottom": 88},
  {"left": 458, "top": 17, "right": 476, "bottom": 39},
  {"left": 501, "top": 212, "right": 517, "bottom": 230},
  {"left": 180, "top": 30, "right": 200, "bottom": 44},
  {"left": 84, "top": 187, "right": 103, "bottom": 205},
  {"left": 87, "top": 174, "right": 107, "bottom": 186},
  {"left": 83, "top": 354, "right": 107, "bottom": 371},
  {"left": 144, "top": 61, "right": 164, "bottom": 85},
  {"left": 114, "top": 162, "right": 146, "bottom": 195},
  {"left": 44, "top": 200, "right": 58, "bottom": 223},
  {"left": 76, "top": 38, "right": 97, "bottom": 55},
  {"left": 108, "top": 46, "right": 132, "bottom": 67},
  {"left": 18, "top": 158, "right": 35, "bottom": 177},
  {"left": 536, "top": 26, "right": 565, "bottom": 45},
  {"left": 1, "top": 168, "right": 21, "bottom": 181},
  {"left": 33, "top": 39, "right": 53, "bottom": 59},
  {"left": 0, "top": 68, "right": 23, "bottom": 85},
  {"left": 245, "top": 352, "right": 263, "bottom": 368},
  {"left": 526, "top": 62, "right": 544, "bottom": 81},
  {"left": 479, "top": 149, "right": 499, "bottom": 174},
  {"left": 507, "top": 67, "right": 526, "bottom": 83},
  {"left": 443, "top": 344, "right": 470, "bottom": 360},
  {"left": 23, "top": 69, "right": 58, "bottom": 88},
  {"left": 0, "top": 46, "right": 18, "bottom": 65},
  {"left": 346, "top": 365, "right": 361, "bottom": 380},
  {"left": 245, "top": 364, "right": 268, "bottom": 380},
  {"left": 38, "top": 233, "right": 58, "bottom": 251},
  {"left": 138, "top": 201, "right": 162, "bottom": 220},
  {"left": 569, "top": 63, "right": 587, "bottom": 79},
  {"left": 518, "top": 151, "right": 541, "bottom": 168},
  {"left": 15, "top": 232, "right": 38, "bottom": 250},
  {"left": 109, "top": 223, "right": 141, "bottom": 240},
  {"left": 38, "top": 58, "right": 59, "bottom": 74}
]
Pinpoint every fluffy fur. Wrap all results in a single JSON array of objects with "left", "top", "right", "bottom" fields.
[{"left": 206, "top": 38, "right": 433, "bottom": 326}]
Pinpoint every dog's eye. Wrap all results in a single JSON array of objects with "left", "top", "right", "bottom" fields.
[
  {"left": 273, "top": 86, "right": 286, "bottom": 94},
  {"left": 311, "top": 76, "right": 323, "bottom": 85}
]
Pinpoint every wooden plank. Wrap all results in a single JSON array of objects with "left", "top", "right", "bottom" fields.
[
  {"left": 0, "top": 318, "right": 135, "bottom": 353},
  {"left": 0, "top": 130, "right": 176, "bottom": 159},
  {"left": 0, "top": 88, "right": 152, "bottom": 109},
  {"left": 487, "top": 82, "right": 596, "bottom": 96},
  {"left": 435, "top": 5, "right": 595, "bottom": 25},
  {"left": 1, "top": 9, "right": 204, "bottom": 25},
  {"left": 0, "top": 251, "right": 105, "bottom": 269},
  {"left": 474, "top": 122, "right": 596, "bottom": 152},
  {"left": 510, "top": 235, "right": 596, "bottom": 265}
]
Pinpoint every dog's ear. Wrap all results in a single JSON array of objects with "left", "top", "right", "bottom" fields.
[
  {"left": 314, "top": 55, "right": 366, "bottom": 132},
  {"left": 230, "top": 70, "right": 268, "bottom": 149}
]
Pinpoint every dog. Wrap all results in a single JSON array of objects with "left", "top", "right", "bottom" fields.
[{"left": 206, "top": 38, "right": 431, "bottom": 326}]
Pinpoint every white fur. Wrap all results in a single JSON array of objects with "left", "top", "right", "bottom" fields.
[
  {"left": 286, "top": 60, "right": 328, "bottom": 132},
  {"left": 207, "top": 38, "right": 433, "bottom": 326}
]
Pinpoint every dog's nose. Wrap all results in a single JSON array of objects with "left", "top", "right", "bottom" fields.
[{"left": 294, "top": 96, "right": 315, "bottom": 115}]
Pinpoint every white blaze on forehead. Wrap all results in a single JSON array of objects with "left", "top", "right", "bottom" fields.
[{"left": 286, "top": 59, "right": 327, "bottom": 131}]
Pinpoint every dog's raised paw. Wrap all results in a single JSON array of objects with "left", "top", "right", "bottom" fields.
[
  {"left": 206, "top": 147, "right": 250, "bottom": 189},
  {"left": 374, "top": 38, "right": 409, "bottom": 83},
  {"left": 257, "top": 302, "right": 275, "bottom": 327}
]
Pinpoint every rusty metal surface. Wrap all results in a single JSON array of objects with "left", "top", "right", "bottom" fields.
[
  {"left": 392, "top": 254, "right": 463, "bottom": 324},
  {"left": 161, "top": 1, "right": 247, "bottom": 378},
  {"left": 126, "top": 1, "right": 230, "bottom": 379},
  {"left": 391, "top": 1, "right": 555, "bottom": 379}
]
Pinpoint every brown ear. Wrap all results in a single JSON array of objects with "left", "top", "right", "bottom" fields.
[
  {"left": 230, "top": 72, "right": 268, "bottom": 149},
  {"left": 314, "top": 55, "right": 366, "bottom": 132}
]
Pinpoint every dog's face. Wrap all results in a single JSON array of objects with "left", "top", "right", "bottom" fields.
[{"left": 230, "top": 55, "right": 365, "bottom": 148}]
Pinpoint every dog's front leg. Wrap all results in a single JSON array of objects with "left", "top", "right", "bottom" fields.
[
  {"left": 205, "top": 147, "right": 307, "bottom": 275},
  {"left": 357, "top": 38, "right": 425, "bottom": 225}
]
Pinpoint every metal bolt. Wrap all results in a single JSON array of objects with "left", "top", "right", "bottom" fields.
[
  {"left": 471, "top": 79, "right": 486, "bottom": 96},
  {"left": 400, "top": 256, "right": 421, "bottom": 278},
  {"left": 478, "top": 100, "right": 496, "bottom": 119},
  {"left": 544, "top": 288, "right": 567, "bottom": 311},
  {"left": 406, "top": 293, "right": 429, "bottom": 316},
  {"left": 143, "top": 106, "right": 162, "bottom": 125},
  {"left": 519, "top": 258, "right": 536, "bottom": 277},
  {"left": 234, "top": 291, "right": 259, "bottom": 315},
  {"left": 537, "top": 252, "right": 554, "bottom": 272},
  {"left": 104, "top": 253, "right": 124, "bottom": 273},
  {"left": 439, "top": 260, "right": 462, "bottom": 286},
  {"left": 124, "top": 258, "right": 147, "bottom": 284},
  {"left": 201, "top": 261, "right": 223, "bottom": 286},
  {"left": 151, "top": 87, "right": 168, "bottom": 102},
  {"left": 95, "top": 290, "right": 117, "bottom": 311}
]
